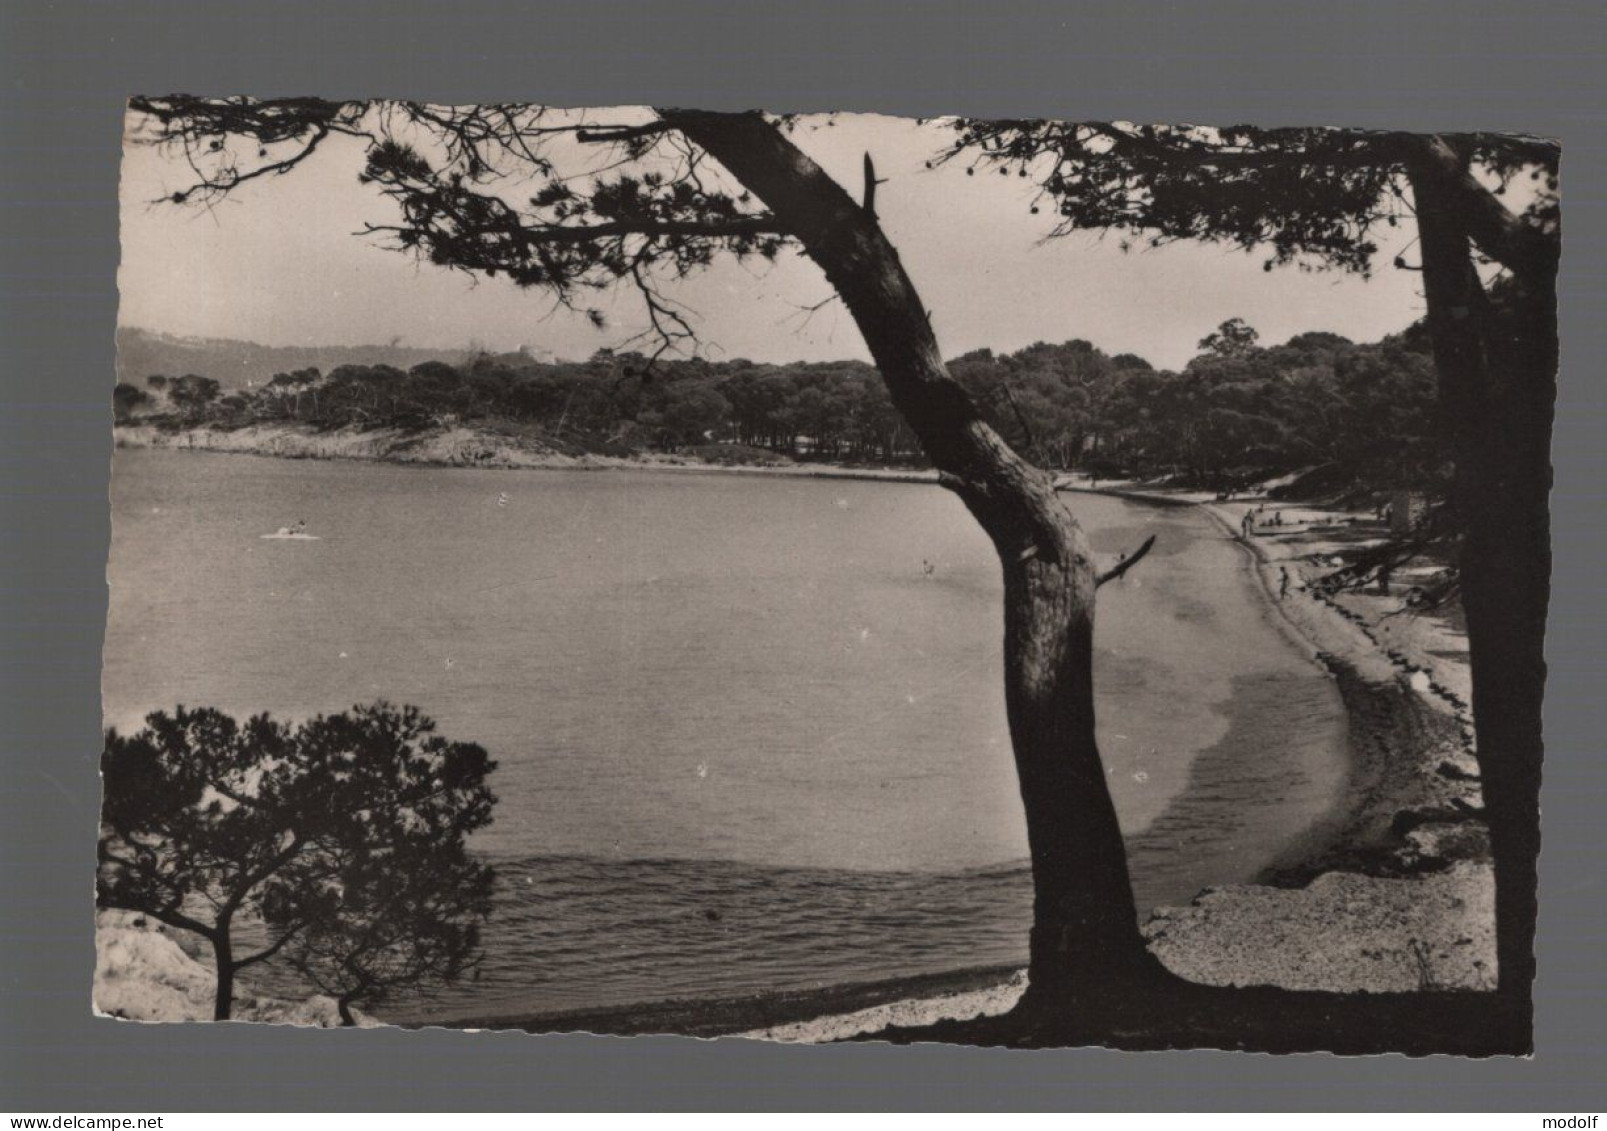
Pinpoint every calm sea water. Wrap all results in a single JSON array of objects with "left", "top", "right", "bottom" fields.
[{"left": 104, "top": 450, "right": 1347, "bottom": 1021}]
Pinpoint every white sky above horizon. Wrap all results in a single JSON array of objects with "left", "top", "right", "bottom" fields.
[{"left": 117, "top": 109, "right": 1430, "bottom": 371}]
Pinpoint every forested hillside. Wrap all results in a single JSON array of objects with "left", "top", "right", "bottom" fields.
[{"left": 114, "top": 318, "right": 1447, "bottom": 497}]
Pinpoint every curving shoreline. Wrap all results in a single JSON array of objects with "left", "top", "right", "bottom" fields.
[
  {"left": 104, "top": 438, "right": 1494, "bottom": 1038},
  {"left": 748, "top": 486, "right": 1491, "bottom": 1036},
  {"left": 421, "top": 481, "right": 1493, "bottom": 1040},
  {"left": 739, "top": 487, "right": 1491, "bottom": 1040},
  {"left": 1186, "top": 492, "right": 1480, "bottom": 882},
  {"left": 1097, "top": 485, "right": 1492, "bottom": 1000}
]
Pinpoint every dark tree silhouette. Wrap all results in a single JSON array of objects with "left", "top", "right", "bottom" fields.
[
  {"left": 266, "top": 367, "right": 322, "bottom": 420},
  {"left": 112, "top": 382, "right": 152, "bottom": 423},
  {"left": 946, "top": 119, "right": 1560, "bottom": 1038},
  {"left": 260, "top": 708, "right": 496, "bottom": 1025},
  {"left": 98, "top": 702, "right": 497, "bottom": 1021},
  {"left": 165, "top": 373, "right": 222, "bottom": 422},
  {"left": 269, "top": 838, "right": 493, "bottom": 1026},
  {"left": 1199, "top": 317, "right": 1260, "bottom": 358}
]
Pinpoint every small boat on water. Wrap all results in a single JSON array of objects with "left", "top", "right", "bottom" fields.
[{"left": 262, "top": 521, "right": 319, "bottom": 541}]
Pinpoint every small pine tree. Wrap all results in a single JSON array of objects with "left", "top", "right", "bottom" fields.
[{"left": 98, "top": 702, "right": 497, "bottom": 1022}]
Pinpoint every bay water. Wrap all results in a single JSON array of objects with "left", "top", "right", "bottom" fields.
[{"left": 104, "top": 450, "right": 1347, "bottom": 1021}]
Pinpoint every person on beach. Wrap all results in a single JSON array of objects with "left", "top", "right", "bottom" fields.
[{"left": 1279, "top": 567, "right": 1290, "bottom": 599}]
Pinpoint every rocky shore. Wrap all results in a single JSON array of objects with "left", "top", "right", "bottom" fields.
[
  {"left": 93, "top": 909, "right": 377, "bottom": 1027},
  {"left": 112, "top": 421, "right": 938, "bottom": 483}
]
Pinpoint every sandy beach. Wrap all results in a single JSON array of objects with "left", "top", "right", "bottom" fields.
[{"left": 1150, "top": 496, "right": 1487, "bottom": 978}]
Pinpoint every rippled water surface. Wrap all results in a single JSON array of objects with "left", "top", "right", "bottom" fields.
[{"left": 105, "top": 450, "right": 1347, "bottom": 1020}]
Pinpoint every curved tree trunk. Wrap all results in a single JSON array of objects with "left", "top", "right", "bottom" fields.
[
  {"left": 1410, "top": 154, "right": 1554, "bottom": 1039},
  {"left": 667, "top": 110, "right": 1156, "bottom": 999}
]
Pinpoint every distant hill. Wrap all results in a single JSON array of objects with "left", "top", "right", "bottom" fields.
[{"left": 115, "top": 327, "right": 478, "bottom": 390}]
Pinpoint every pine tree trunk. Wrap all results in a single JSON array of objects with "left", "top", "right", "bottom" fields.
[
  {"left": 668, "top": 110, "right": 1155, "bottom": 998},
  {"left": 1411, "top": 161, "right": 1554, "bottom": 1033},
  {"left": 210, "top": 932, "right": 235, "bottom": 1022}
]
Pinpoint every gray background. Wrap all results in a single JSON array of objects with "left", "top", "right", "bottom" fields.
[{"left": 2, "top": 0, "right": 1603, "bottom": 1112}]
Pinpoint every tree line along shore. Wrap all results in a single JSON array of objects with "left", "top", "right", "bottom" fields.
[{"left": 114, "top": 314, "right": 1450, "bottom": 505}]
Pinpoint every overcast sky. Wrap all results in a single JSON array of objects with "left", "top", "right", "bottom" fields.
[{"left": 118, "top": 110, "right": 1427, "bottom": 371}]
